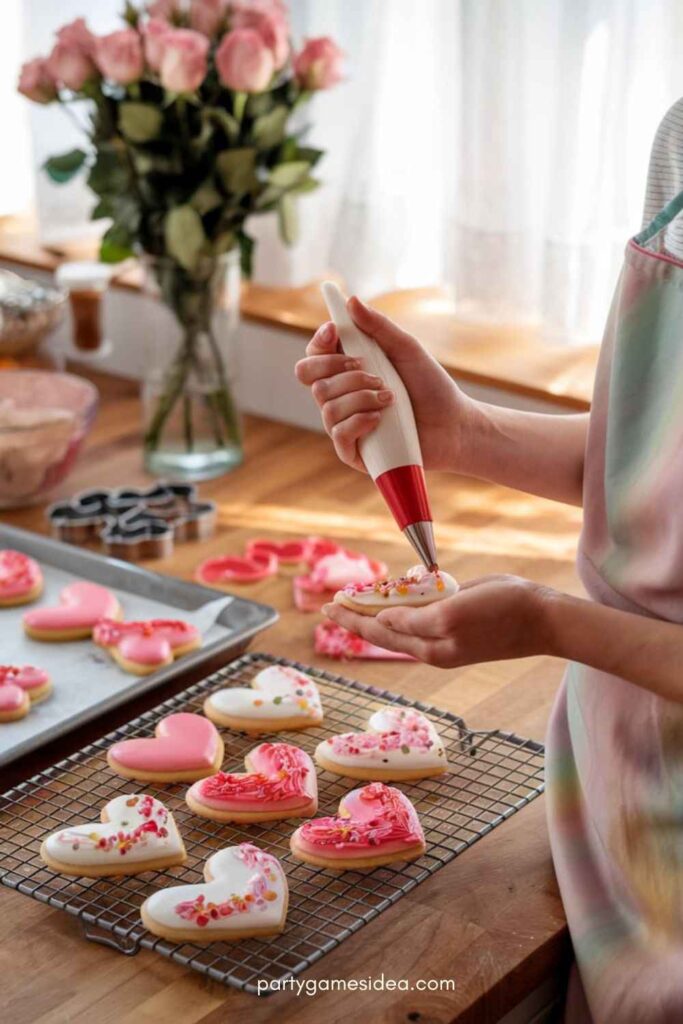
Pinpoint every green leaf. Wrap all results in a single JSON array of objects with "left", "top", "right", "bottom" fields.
[
  {"left": 99, "top": 223, "right": 134, "bottom": 263},
  {"left": 238, "top": 229, "right": 254, "bottom": 277},
  {"left": 164, "top": 205, "right": 206, "bottom": 271},
  {"left": 119, "top": 102, "right": 162, "bottom": 143},
  {"left": 87, "top": 143, "right": 129, "bottom": 195},
  {"left": 44, "top": 148, "right": 87, "bottom": 184},
  {"left": 292, "top": 176, "right": 320, "bottom": 195},
  {"left": 202, "top": 107, "right": 240, "bottom": 144},
  {"left": 213, "top": 231, "right": 237, "bottom": 256},
  {"left": 190, "top": 180, "right": 224, "bottom": 216},
  {"left": 296, "top": 146, "right": 324, "bottom": 168},
  {"left": 252, "top": 106, "right": 288, "bottom": 150},
  {"left": 278, "top": 193, "right": 298, "bottom": 245},
  {"left": 216, "top": 148, "right": 257, "bottom": 197},
  {"left": 90, "top": 197, "right": 114, "bottom": 221},
  {"left": 268, "top": 161, "right": 310, "bottom": 190}
]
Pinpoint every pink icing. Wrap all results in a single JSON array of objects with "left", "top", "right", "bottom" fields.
[
  {"left": 174, "top": 844, "right": 280, "bottom": 925},
  {"left": 314, "top": 621, "right": 415, "bottom": 661},
  {"left": 295, "top": 782, "right": 424, "bottom": 854},
  {"left": 109, "top": 712, "right": 220, "bottom": 772},
  {"left": 195, "top": 552, "right": 278, "bottom": 585},
  {"left": 294, "top": 549, "right": 387, "bottom": 611},
  {"left": 0, "top": 665, "right": 49, "bottom": 692},
  {"left": 327, "top": 709, "right": 435, "bottom": 758},
  {"left": 245, "top": 538, "right": 310, "bottom": 564},
  {"left": 23, "top": 581, "right": 119, "bottom": 632},
  {"left": 0, "top": 682, "right": 28, "bottom": 712},
  {"left": 0, "top": 550, "right": 42, "bottom": 599},
  {"left": 93, "top": 619, "right": 200, "bottom": 666},
  {"left": 191, "top": 743, "right": 315, "bottom": 810}
]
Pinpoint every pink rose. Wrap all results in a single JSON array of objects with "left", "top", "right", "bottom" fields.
[
  {"left": 159, "top": 29, "right": 209, "bottom": 92},
  {"left": 17, "top": 58, "right": 57, "bottom": 104},
  {"left": 144, "top": 18, "right": 172, "bottom": 72},
  {"left": 47, "top": 45, "right": 96, "bottom": 92},
  {"left": 189, "top": 0, "right": 228, "bottom": 37},
  {"left": 56, "top": 18, "right": 96, "bottom": 57},
  {"left": 232, "top": 3, "right": 289, "bottom": 69},
  {"left": 216, "top": 28, "right": 274, "bottom": 92},
  {"left": 95, "top": 30, "right": 144, "bottom": 85},
  {"left": 293, "top": 37, "right": 343, "bottom": 90},
  {"left": 146, "top": 0, "right": 182, "bottom": 18}
]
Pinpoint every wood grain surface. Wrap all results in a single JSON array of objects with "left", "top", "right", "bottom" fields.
[{"left": 0, "top": 373, "right": 582, "bottom": 1023}]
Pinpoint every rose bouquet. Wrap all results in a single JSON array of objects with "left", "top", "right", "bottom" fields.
[{"left": 18, "top": 1, "right": 342, "bottom": 477}]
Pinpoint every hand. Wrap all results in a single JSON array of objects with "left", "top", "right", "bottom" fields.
[
  {"left": 295, "top": 296, "right": 475, "bottom": 473},
  {"left": 322, "top": 575, "right": 554, "bottom": 668}
]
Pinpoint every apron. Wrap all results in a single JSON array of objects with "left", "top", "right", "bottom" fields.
[{"left": 546, "top": 190, "right": 683, "bottom": 1024}]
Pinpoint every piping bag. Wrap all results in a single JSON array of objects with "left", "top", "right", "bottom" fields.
[{"left": 321, "top": 281, "right": 439, "bottom": 570}]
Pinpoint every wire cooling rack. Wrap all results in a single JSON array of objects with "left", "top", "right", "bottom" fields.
[{"left": 0, "top": 652, "right": 545, "bottom": 996}]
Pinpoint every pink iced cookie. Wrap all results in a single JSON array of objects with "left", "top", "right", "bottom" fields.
[
  {"left": 314, "top": 620, "right": 415, "bottom": 661},
  {"left": 107, "top": 712, "right": 224, "bottom": 783},
  {"left": 0, "top": 549, "right": 43, "bottom": 607},
  {"left": 0, "top": 664, "right": 52, "bottom": 704},
  {"left": 186, "top": 742, "right": 318, "bottom": 822},
  {"left": 23, "top": 581, "right": 121, "bottom": 641},
  {"left": 290, "top": 782, "right": 426, "bottom": 869},
  {"left": 0, "top": 682, "right": 31, "bottom": 722},
  {"left": 194, "top": 551, "right": 278, "bottom": 588},
  {"left": 245, "top": 537, "right": 311, "bottom": 575},
  {"left": 294, "top": 549, "right": 388, "bottom": 613},
  {"left": 93, "top": 618, "right": 201, "bottom": 676}
]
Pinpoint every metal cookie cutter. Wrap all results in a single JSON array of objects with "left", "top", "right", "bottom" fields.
[{"left": 47, "top": 483, "right": 217, "bottom": 561}]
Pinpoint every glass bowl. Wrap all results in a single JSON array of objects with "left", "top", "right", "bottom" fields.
[{"left": 0, "top": 371, "right": 99, "bottom": 509}]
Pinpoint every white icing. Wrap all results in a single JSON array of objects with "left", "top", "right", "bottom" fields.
[
  {"left": 207, "top": 665, "right": 323, "bottom": 721},
  {"left": 43, "top": 795, "right": 183, "bottom": 866},
  {"left": 317, "top": 707, "right": 446, "bottom": 770},
  {"left": 143, "top": 845, "right": 287, "bottom": 932},
  {"left": 338, "top": 565, "right": 458, "bottom": 608}
]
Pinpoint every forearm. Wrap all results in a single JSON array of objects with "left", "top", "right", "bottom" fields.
[
  {"left": 544, "top": 589, "right": 683, "bottom": 702},
  {"left": 458, "top": 403, "right": 588, "bottom": 506}
]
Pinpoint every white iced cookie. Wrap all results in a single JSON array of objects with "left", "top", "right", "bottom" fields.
[
  {"left": 204, "top": 664, "right": 324, "bottom": 734},
  {"left": 315, "top": 706, "right": 448, "bottom": 781},
  {"left": 333, "top": 564, "right": 458, "bottom": 616},
  {"left": 141, "top": 843, "right": 288, "bottom": 943},
  {"left": 40, "top": 794, "right": 186, "bottom": 877}
]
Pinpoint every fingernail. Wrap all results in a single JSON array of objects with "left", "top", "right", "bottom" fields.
[
  {"left": 321, "top": 322, "right": 334, "bottom": 342},
  {"left": 377, "top": 390, "right": 394, "bottom": 405},
  {"left": 369, "top": 375, "right": 383, "bottom": 387},
  {"left": 345, "top": 358, "right": 360, "bottom": 371}
]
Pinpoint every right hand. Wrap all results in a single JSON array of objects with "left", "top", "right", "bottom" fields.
[{"left": 295, "top": 296, "right": 473, "bottom": 473}]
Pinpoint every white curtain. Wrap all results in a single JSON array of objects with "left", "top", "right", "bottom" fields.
[{"left": 13, "top": 0, "right": 683, "bottom": 344}]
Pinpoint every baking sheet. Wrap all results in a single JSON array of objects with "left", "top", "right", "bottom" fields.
[{"left": 0, "top": 524, "right": 278, "bottom": 766}]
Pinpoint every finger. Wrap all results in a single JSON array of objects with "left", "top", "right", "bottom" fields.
[
  {"left": 330, "top": 412, "right": 380, "bottom": 467},
  {"left": 322, "top": 389, "right": 394, "bottom": 432},
  {"left": 323, "top": 603, "right": 435, "bottom": 661},
  {"left": 347, "top": 296, "right": 422, "bottom": 368},
  {"left": 376, "top": 601, "right": 451, "bottom": 639},
  {"left": 295, "top": 353, "right": 360, "bottom": 386},
  {"left": 311, "top": 370, "right": 384, "bottom": 404},
  {"left": 306, "top": 321, "right": 340, "bottom": 356}
]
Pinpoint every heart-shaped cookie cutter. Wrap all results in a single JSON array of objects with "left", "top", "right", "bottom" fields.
[{"left": 47, "top": 483, "right": 217, "bottom": 561}]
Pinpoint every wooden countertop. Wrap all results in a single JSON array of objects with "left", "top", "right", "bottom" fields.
[{"left": 1, "top": 373, "right": 581, "bottom": 1023}]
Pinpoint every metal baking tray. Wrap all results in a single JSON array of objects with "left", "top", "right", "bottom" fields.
[
  {"left": 0, "top": 652, "right": 545, "bottom": 994},
  {"left": 0, "top": 524, "right": 277, "bottom": 766}
]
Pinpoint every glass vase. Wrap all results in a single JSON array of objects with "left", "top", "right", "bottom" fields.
[{"left": 140, "top": 250, "right": 243, "bottom": 480}]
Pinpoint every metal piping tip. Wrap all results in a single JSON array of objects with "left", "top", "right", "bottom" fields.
[{"left": 403, "top": 521, "right": 439, "bottom": 572}]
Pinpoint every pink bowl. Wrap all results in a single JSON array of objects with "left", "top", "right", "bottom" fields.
[{"left": 0, "top": 370, "right": 98, "bottom": 509}]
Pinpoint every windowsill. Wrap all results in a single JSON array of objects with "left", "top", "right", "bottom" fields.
[{"left": 0, "top": 214, "right": 596, "bottom": 410}]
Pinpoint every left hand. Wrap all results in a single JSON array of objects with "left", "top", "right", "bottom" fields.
[{"left": 322, "top": 575, "right": 554, "bottom": 668}]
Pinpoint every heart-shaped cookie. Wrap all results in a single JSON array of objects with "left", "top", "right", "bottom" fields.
[
  {"left": 245, "top": 537, "right": 311, "bottom": 574},
  {"left": 290, "top": 782, "right": 426, "bottom": 869},
  {"left": 40, "top": 794, "right": 186, "bottom": 877},
  {"left": 195, "top": 551, "right": 278, "bottom": 587},
  {"left": 186, "top": 742, "right": 318, "bottom": 823},
  {"left": 0, "top": 665, "right": 52, "bottom": 704},
  {"left": 141, "top": 842, "right": 288, "bottom": 943},
  {"left": 315, "top": 706, "right": 448, "bottom": 781},
  {"left": 294, "top": 549, "right": 388, "bottom": 612},
  {"left": 0, "top": 682, "right": 30, "bottom": 722},
  {"left": 23, "top": 581, "right": 121, "bottom": 641},
  {"left": 93, "top": 618, "right": 201, "bottom": 675},
  {"left": 204, "top": 664, "right": 324, "bottom": 734},
  {"left": 334, "top": 564, "right": 458, "bottom": 616},
  {"left": 107, "top": 712, "right": 224, "bottom": 782},
  {"left": 0, "top": 549, "right": 43, "bottom": 607}
]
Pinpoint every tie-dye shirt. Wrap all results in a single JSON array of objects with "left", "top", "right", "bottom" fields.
[{"left": 546, "top": 191, "right": 683, "bottom": 1020}]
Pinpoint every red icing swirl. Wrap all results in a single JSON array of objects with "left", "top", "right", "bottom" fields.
[
  {"left": 197, "top": 743, "right": 310, "bottom": 803},
  {"left": 299, "top": 782, "right": 423, "bottom": 850}
]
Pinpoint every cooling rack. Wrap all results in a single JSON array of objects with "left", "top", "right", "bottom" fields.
[{"left": 0, "top": 652, "right": 545, "bottom": 995}]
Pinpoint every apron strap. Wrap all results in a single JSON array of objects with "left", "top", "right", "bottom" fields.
[{"left": 635, "top": 187, "right": 683, "bottom": 246}]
